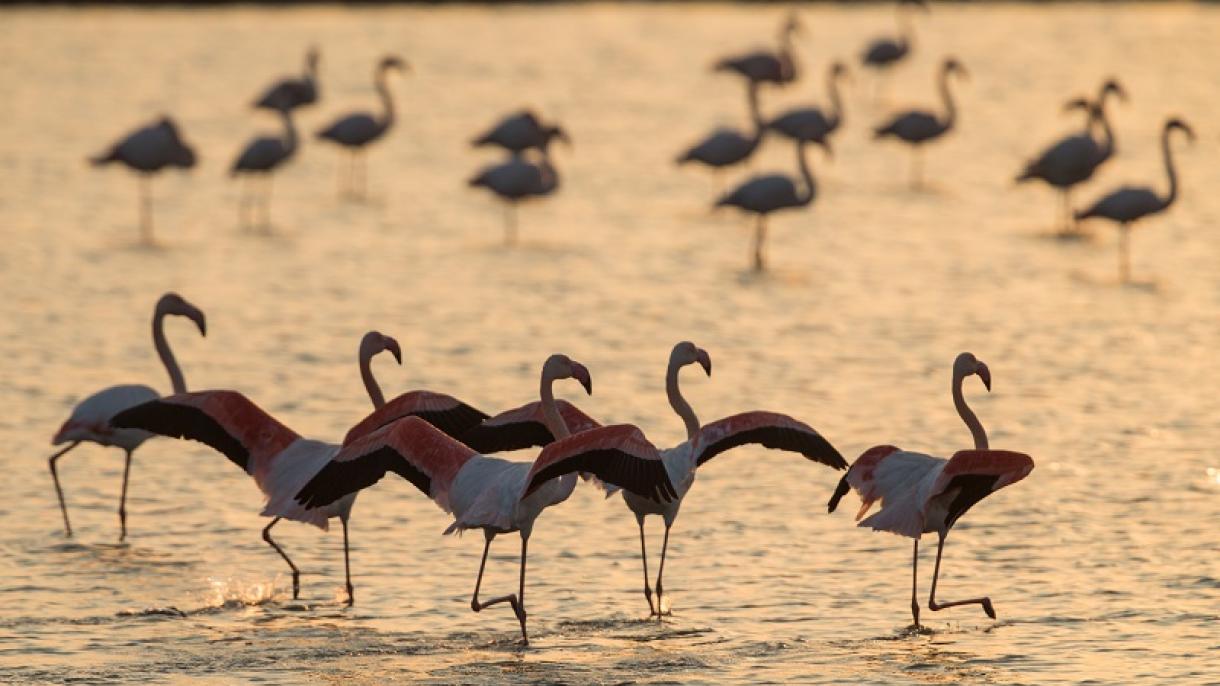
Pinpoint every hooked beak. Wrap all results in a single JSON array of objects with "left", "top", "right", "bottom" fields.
[
  {"left": 976, "top": 362, "right": 992, "bottom": 391},
  {"left": 384, "top": 336, "right": 403, "bottom": 365},
  {"left": 571, "top": 362, "right": 593, "bottom": 395},
  {"left": 696, "top": 349, "right": 712, "bottom": 377},
  {"left": 190, "top": 309, "right": 207, "bottom": 337}
]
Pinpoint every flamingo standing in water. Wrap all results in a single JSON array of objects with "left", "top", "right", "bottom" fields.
[
  {"left": 715, "top": 136, "right": 829, "bottom": 271},
  {"left": 469, "top": 135, "right": 562, "bottom": 246},
  {"left": 827, "top": 352, "right": 1034, "bottom": 628},
  {"left": 90, "top": 117, "right": 197, "bottom": 243},
  {"left": 873, "top": 57, "right": 967, "bottom": 189},
  {"left": 231, "top": 106, "right": 298, "bottom": 230},
  {"left": 472, "top": 110, "right": 570, "bottom": 157},
  {"left": 292, "top": 355, "right": 677, "bottom": 644},
  {"left": 1074, "top": 118, "right": 1194, "bottom": 283},
  {"left": 110, "top": 331, "right": 487, "bottom": 603},
  {"left": 316, "top": 55, "right": 407, "bottom": 199},
  {"left": 253, "top": 47, "right": 320, "bottom": 112},
  {"left": 1017, "top": 80, "right": 1126, "bottom": 233},
  {"left": 676, "top": 80, "right": 764, "bottom": 177},
  {"left": 766, "top": 61, "right": 849, "bottom": 146},
  {"left": 49, "top": 293, "right": 206, "bottom": 541},
  {"left": 861, "top": 0, "right": 929, "bottom": 75},
  {"left": 714, "top": 12, "right": 802, "bottom": 87}
]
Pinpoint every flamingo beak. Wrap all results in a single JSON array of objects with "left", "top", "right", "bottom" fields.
[
  {"left": 383, "top": 337, "right": 402, "bottom": 365},
  {"left": 697, "top": 349, "right": 712, "bottom": 376},
  {"left": 572, "top": 362, "right": 593, "bottom": 395},
  {"left": 976, "top": 362, "right": 992, "bottom": 391},
  {"left": 189, "top": 308, "right": 207, "bottom": 337}
]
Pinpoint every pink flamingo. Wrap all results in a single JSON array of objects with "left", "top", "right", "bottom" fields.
[
  {"left": 49, "top": 293, "right": 206, "bottom": 541},
  {"left": 291, "top": 355, "right": 677, "bottom": 644},
  {"left": 827, "top": 352, "right": 1034, "bottom": 628},
  {"left": 109, "top": 331, "right": 484, "bottom": 603}
]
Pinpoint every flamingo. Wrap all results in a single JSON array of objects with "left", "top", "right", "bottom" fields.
[
  {"left": 472, "top": 110, "right": 570, "bottom": 157},
  {"left": 108, "top": 331, "right": 487, "bottom": 603},
  {"left": 714, "top": 12, "right": 802, "bottom": 87},
  {"left": 291, "top": 355, "right": 677, "bottom": 644},
  {"left": 1074, "top": 118, "right": 1194, "bottom": 283},
  {"left": 90, "top": 116, "right": 197, "bottom": 243},
  {"left": 873, "top": 57, "right": 967, "bottom": 189},
  {"left": 231, "top": 106, "right": 297, "bottom": 230},
  {"left": 766, "top": 61, "right": 849, "bottom": 145},
  {"left": 49, "top": 293, "right": 206, "bottom": 541},
  {"left": 676, "top": 80, "right": 764, "bottom": 175},
  {"left": 1017, "top": 80, "right": 1127, "bottom": 233},
  {"left": 468, "top": 136, "right": 561, "bottom": 246},
  {"left": 253, "top": 47, "right": 320, "bottom": 112},
  {"left": 473, "top": 342, "right": 845, "bottom": 616},
  {"left": 861, "top": 0, "right": 929, "bottom": 75},
  {"left": 715, "top": 136, "right": 829, "bottom": 272},
  {"left": 316, "top": 55, "right": 407, "bottom": 199},
  {"left": 827, "top": 352, "right": 1034, "bottom": 629}
]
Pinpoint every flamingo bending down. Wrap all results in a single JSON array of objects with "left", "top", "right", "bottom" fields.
[
  {"left": 49, "top": 293, "right": 206, "bottom": 540},
  {"left": 827, "top": 352, "right": 1034, "bottom": 628},
  {"left": 715, "top": 136, "right": 828, "bottom": 272},
  {"left": 468, "top": 136, "right": 561, "bottom": 246},
  {"left": 292, "top": 355, "right": 677, "bottom": 644},
  {"left": 676, "top": 80, "right": 764, "bottom": 174},
  {"left": 231, "top": 107, "right": 298, "bottom": 230},
  {"left": 90, "top": 117, "right": 197, "bottom": 243},
  {"left": 109, "top": 331, "right": 485, "bottom": 603},
  {"left": 766, "top": 61, "right": 849, "bottom": 145},
  {"left": 1017, "top": 80, "right": 1126, "bottom": 233},
  {"left": 861, "top": 0, "right": 928, "bottom": 73},
  {"left": 1073, "top": 118, "right": 1194, "bottom": 283},
  {"left": 253, "top": 47, "right": 320, "bottom": 112},
  {"left": 472, "top": 110, "right": 570, "bottom": 156},
  {"left": 714, "top": 12, "right": 802, "bottom": 86},
  {"left": 316, "top": 55, "right": 407, "bottom": 199},
  {"left": 873, "top": 57, "right": 967, "bottom": 189}
]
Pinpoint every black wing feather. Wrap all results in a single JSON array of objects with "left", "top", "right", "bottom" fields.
[
  {"left": 112, "top": 401, "right": 250, "bottom": 471},
  {"left": 696, "top": 425, "right": 847, "bottom": 470},
  {"left": 294, "top": 447, "right": 432, "bottom": 510},
  {"left": 526, "top": 448, "right": 677, "bottom": 503}
]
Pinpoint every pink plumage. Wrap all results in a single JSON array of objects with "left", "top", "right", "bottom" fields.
[{"left": 341, "top": 390, "right": 488, "bottom": 446}]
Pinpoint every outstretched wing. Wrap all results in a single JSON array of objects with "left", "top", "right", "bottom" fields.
[
  {"left": 342, "top": 391, "right": 489, "bottom": 446},
  {"left": 523, "top": 424, "right": 677, "bottom": 502},
  {"left": 295, "top": 416, "right": 478, "bottom": 513},
  {"left": 458, "top": 400, "right": 602, "bottom": 454},
  {"left": 931, "top": 449, "right": 1035, "bottom": 528},
  {"left": 692, "top": 411, "right": 847, "bottom": 470},
  {"left": 110, "top": 390, "right": 299, "bottom": 472}
]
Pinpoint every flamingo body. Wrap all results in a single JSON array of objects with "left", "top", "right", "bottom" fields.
[
  {"left": 468, "top": 156, "right": 557, "bottom": 201},
  {"left": 677, "top": 129, "right": 758, "bottom": 167},
  {"left": 53, "top": 385, "right": 158, "bottom": 451},
  {"left": 92, "top": 118, "right": 197, "bottom": 172},
  {"left": 254, "top": 48, "right": 319, "bottom": 111},
  {"left": 717, "top": 173, "right": 807, "bottom": 214},
  {"left": 874, "top": 111, "right": 943, "bottom": 144},
  {"left": 472, "top": 110, "right": 567, "bottom": 155},
  {"left": 862, "top": 39, "right": 908, "bottom": 68},
  {"left": 318, "top": 113, "right": 383, "bottom": 149}
]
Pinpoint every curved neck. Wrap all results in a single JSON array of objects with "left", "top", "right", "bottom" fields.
[
  {"left": 153, "top": 312, "right": 187, "bottom": 394},
  {"left": 360, "top": 349, "right": 386, "bottom": 409},
  {"left": 826, "top": 69, "right": 844, "bottom": 128},
  {"left": 376, "top": 71, "right": 394, "bottom": 129},
  {"left": 666, "top": 362, "right": 700, "bottom": 439},
  {"left": 952, "top": 372, "right": 988, "bottom": 450},
  {"left": 939, "top": 69, "right": 957, "bottom": 128},
  {"left": 795, "top": 140, "right": 815, "bottom": 204},
  {"left": 1093, "top": 104, "right": 1113, "bottom": 159},
  {"left": 540, "top": 373, "right": 570, "bottom": 440},
  {"left": 1160, "top": 127, "right": 1180, "bottom": 210}
]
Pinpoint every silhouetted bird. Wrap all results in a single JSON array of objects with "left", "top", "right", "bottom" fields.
[{"left": 91, "top": 116, "right": 197, "bottom": 243}]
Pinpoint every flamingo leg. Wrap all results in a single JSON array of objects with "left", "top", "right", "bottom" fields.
[
  {"left": 1118, "top": 224, "right": 1131, "bottom": 283},
  {"left": 927, "top": 531, "right": 996, "bottom": 620},
  {"left": 504, "top": 203, "right": 518, "bottom": 246},
  {"left": 342, "top": 516, "right": 354, "bottom": 606},
  {"left": 653, "top": 524, "right": 673, "bottom": 617},
  {"left": 910, "top": 539, "right": 920, "bottom": 628},
  {"left": 636, "top": 515, "right": 656, "bottom": 616},
  {"left": 910, "top": 148, "right": 924, "bottom": 191},
  {"left": 752, "top": 215, "right": 767, "bottom": 272},
  {"left": 138, "top": 175, "right": 153, "bottom": 244},
  {"left": 262, "top": 174, "right": 274, "bottom": 230},
  {"left": 262, "top": 518, "right": 300, "bottom": 599},
  {"left": 1060, "top": 189, "right": 1075, "bottom": 233},
  {"left": 117, "top": 448, "right": 133, "bottom": 542},
  {"left": 48, "top": 441, "right": 81, "bottom": 537},
  {"left": 469, "top": 531, "right": 528, "bottom": 645}
]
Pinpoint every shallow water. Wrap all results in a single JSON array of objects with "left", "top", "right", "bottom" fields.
[{"left": 1, "top": 3, "right": 1218, "bottom": 684}]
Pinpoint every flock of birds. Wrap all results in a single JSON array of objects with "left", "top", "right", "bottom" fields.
[
  {"left": 51, "top": 293, "right": 1033, "bottom": 643},
  {"left": 89, "top": 0, "right": 1194, "bottom": 281}
]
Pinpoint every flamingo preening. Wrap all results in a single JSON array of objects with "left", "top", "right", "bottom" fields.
[
  {"left": 766, "top": 61, "right": 849, "bottom": 145},
  {"left": 253, "top": 47, "right": 320, "bottom": 112},
  {"left": 109, "top": 331, "right": 484, "bottom": 603},
  {"left": 1017, "top": 79, "right": 1126, "bottom": 233},
  {"left": 827, "top": 352, "right": 1034, "bottom": 629},
  {"left": 1074, "top": 118, "right": 1194, "bottom": 283},
  {"left": 90, "top": 117, "right": 197, "bottom": 243},
  {"left": 231, "top": 107, "right": 298, "bottom": 230},
  {"left": 292, "top": 355, "right": 677, "bottom": 644},
  {"left": 714, "top": 12, "right": 802, "bottom": 87},
  {"left": 873, "top": 57, "right": 967, "bottom": 189},
  {"left": 468, "top": 136, "right": 562, "bottom": 246},
  {"left": 861, "top": 0, "right": 929, "bottom": 75},
  {"left": 676, "top": 80, "right": 764, "bottom": 175},
  {"left": 316, "top": 55, "right": 407, "bottom": 199},
  {"left": 715, "top": 136, "right": 828, "bottom": 272},
  {"left": 472, "top": 110, "right": 570, "bottom": 157},
  {"left": 49, "top": 293, "right": 206, "bottom": 541}
]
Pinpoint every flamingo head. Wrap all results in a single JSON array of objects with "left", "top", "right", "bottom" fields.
[
  {"left": 1166, "top": 117, "right": 1195, "bottom": 143},
  {"left": 360, "top": 331, "right": 402, "bottom": 366},
  {"left": 379, "top": 55, "right": 409, "bottom": 75},
  {"left": 306, "top": 46, "right": 321, "bottom": 70},
  {"left": 545, "top": 125, "right": 572, "bottom": 150},
  {"left": 670, "top": 341, "right": 712, "bottom": 377},
  {"left": 1099, "top": 78, "right": 1127, "bottom": 106},
  {"left": 830, "top": 61, "right": 849, "bottom": 82},
  {"left": 156, "top": 292, "right": 207, "bottom": 337},
  {"left": 782, "top": 11, "right": 804, "bottom": 38},
  {"left": 943, "top": 57, "right": 968, "bottom": 80},
  {"left": 953, "top": 352, "right": 990, "bottom": 392},
  {"left": 543, "top": 354, "right": 593, "bottom": 396}
]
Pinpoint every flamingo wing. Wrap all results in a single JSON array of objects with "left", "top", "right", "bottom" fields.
[
  {"left": 693, "top": 411, "right": 847, "bottom": 470},
  {"left": 458, "top": 399, "right": 602, "bottom": 454},
  {"left": 294, "top": 416, "right": 478, "bottom": 513},
  {"left": 928, "top": 449, "right": 1034, "bottom": 528},
  {"left": 342, "top": 391, "right": 489, "bottom": 446},
  {"left": 109, "top": 391, "right": 299, "bottom": 473},
  {"left": 523, "top": 425, "right": 677, "bottom": 502},
  {"left": 828, "top": 445, "right": 946, "bottom": 539}
]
